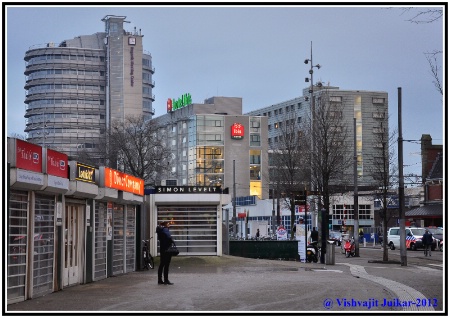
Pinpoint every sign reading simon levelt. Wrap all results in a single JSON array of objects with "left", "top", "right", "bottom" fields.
[{"left": 156, "top": 186, "right": 222, "bottom": 193}]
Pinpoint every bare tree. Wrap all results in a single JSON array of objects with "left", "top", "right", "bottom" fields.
[
  {"left": 397, "top": 7, "right": 443, "bottom": 97},
  {"left": 399, "top": 7, "right": 443, "bottom": 24},
  {"left": 306, "top": 88, "right": 353, "bottom": 251},
  {"left": 425, "top": 50, "right": 443, "bottom": 96},
  {"left": 268, "top": 110, "right": 310, "bottom": 239},
  {"left": 368, "top": 121, "right": 399, "bottom": 261},
  {"left": 108, "top": 115, "right": 173, "bottom": 187},
  {"left": 8, "top": 133, "right": 27, "bottom": 140}
]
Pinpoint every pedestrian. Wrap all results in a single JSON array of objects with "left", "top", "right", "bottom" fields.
[
  {"left": 377, "top": 230, "right": 383, "bottom": 245},
  {"left": 156, "top": 221, "right": 175, "bottom": 285},
  {"left": 256, "top": 229, "right": 260, "bottom": 240},
  {"left": 310, "top": 227, "right": 319, "bottom": 255},
  {"left": 422, "top": 229, "right": 433, "bottom": 257},
  {"left": 359, "top": 229, "right": 364, "bottom": 243}
]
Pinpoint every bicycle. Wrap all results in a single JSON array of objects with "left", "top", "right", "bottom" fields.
[{"left": 142, "top": 238, "right": 155, "bottom": 270}]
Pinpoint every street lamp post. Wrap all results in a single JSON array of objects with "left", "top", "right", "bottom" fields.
[{"left": 304, "top": 41, "right": 323, "bottom": 261}]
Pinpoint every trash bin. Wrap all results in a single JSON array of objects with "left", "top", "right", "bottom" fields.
[{"left": 325, "top": 242, "right": 335, "bottom": 265}]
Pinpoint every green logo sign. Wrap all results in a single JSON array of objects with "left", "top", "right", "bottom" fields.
[{"left": 168, "top": 93, "right": 192, "bottom": 112}]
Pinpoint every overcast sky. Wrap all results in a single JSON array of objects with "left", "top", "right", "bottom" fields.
[{"left": 5, "top": 4, "right": 444, "bottom": 183}]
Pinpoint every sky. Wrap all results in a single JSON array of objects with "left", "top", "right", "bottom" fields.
[{"left": 4, "top": 4, "right": 445, "bottom": 184}]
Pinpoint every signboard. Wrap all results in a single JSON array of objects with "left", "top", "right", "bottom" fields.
[
  {"left": 167, "top": 93, "right": 192, "bottom": 112},
  {"left": 296, "top": 224, "right": 307, "bottom": 262},
  {"left": 276, "top": 225, "right": 288, "bottom": 240},
  {"left": 75, "top": 162, "right": 96, "bottom": 183},
  {"left": 47, "top": 149, "right": 68, "bottom": 178},
  {"left": 231, "top": 123, "right": 244, "bottom": 140},
  {"left": 104, "top": 167, "right": 144, "bottom": 196},
  {"left": 16, "top": 139, "right": 42, "bottom": 173},
  {"left": 155, "top": 186, "right": 221, "bottom": 194}
]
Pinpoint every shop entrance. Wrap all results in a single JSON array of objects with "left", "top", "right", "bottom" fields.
[{"left": 63, "top": 204, "right": 84, "bottom": 287}]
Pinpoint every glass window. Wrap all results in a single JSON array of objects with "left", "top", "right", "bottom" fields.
[{"left": 250, "top": 134, "right": 260, "bottom": 147}]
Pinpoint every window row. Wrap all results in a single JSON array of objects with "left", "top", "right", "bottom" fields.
[
  {"left": 27, "top": 54, "right": 105, "bottom": 64},
  {"left": 27, "top": 84, "right": 105, "bottom": 93},
  {"left": 27, "top": 98, "right": 105, "bottom": 108},
  {"left": 27, "top": 69, "right": 105, "bottom": 80}
]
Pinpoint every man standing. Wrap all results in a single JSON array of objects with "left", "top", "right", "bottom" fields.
[{"left": 422, "top": 229, "right": 433, "bottom": 257}]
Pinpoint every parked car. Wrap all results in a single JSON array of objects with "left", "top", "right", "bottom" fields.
[
  {"left": 427, "top": 227, "right": 443, "bottom": 251},
  {"left": 387, "top": 227, "right": 437, "bottom": 251},
  {"left": 328, "top": 230, "right": 342, "bottom": 246}
]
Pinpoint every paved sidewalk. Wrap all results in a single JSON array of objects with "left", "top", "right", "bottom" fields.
[{"left": 6, "top": 247, "right": 444, "bottom": 313}]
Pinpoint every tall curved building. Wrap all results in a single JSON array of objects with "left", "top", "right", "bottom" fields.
[{"left": 24, "top": 15, "right": 155, "bottom": 164}]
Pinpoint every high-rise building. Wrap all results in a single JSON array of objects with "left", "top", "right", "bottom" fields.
[
  {"left": 246, "top": 85, "right": 389, "bottom": 189},
  {"left": 24, "top": 15, "right": 154, "bottom": 163}
]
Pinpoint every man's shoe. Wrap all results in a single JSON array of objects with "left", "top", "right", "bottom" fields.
[
  {"left": 164, "top": 280, "right": 174, "bottom": 285},
  {"left": 158, "top": 280, "right": 164, "bottom": 285}
]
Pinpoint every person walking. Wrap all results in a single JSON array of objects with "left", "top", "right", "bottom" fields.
[
  {"left": 422, "top": 229, "right": 433, "bottom": 257},
  {"left": 156, "top": 221, "right": 175, "bottom": 285},
  {"left": 256, "top": 229, "right": 260, "bottom": 240}
]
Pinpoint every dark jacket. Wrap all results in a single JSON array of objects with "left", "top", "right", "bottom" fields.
[
  {"left": 422, "top": 232, "right": 433, "bottom": 245},
  {"left": 310, "top": 229, "right": 319, "bottom": 242},
  {"left": 156, "top": 225, "right": 174, "bottom": 252}
]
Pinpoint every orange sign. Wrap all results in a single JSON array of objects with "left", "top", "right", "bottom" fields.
[{"left": 104, "top": 167, "right": 144, "bottom": 196}]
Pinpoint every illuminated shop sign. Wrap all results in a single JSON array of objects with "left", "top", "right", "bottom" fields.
[
  {"left": 167, "top": 93, "right": 192, "bottom": 112},
  {"left": 156, "top": 186, "right": 221, "bottom": 193},
  {"left": 15, "top": 139, "right": 43, "bottom": 173},
  {"left": 47, "top": 149, "right": 68, "bottom": 178},
  {"left": 76, "top": 162, "right": 96, "bottom": 183},
  {"left": 104, "top": 167, "right": 144, "bottom": 196},
  {"left": 231, "top": 123, "right": 244, "bottom": 140}
]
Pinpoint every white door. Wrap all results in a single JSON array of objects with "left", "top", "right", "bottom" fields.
[{"left": 63, "top": 205, "right": 83, "bottom": 286}]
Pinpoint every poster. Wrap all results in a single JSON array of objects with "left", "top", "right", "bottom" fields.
[
  {"left": 106, "top": 203, "right": 113, "bottom": 240},
  {"left": 276, "top": 225, "right": 288, "bottom": 240},
  {"left": 296, "top": 224, "right": 306, "bottom": 262}
]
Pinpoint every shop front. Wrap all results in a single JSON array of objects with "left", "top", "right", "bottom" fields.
[
  {"left": 7, "top": 138, "right": 69, "bottom": 304},
  {"left": 146, "top": 186, "right": 224, "bottom": 257},
  {"left": 91, "top": 167, "right": 144, "bottom": 280}
]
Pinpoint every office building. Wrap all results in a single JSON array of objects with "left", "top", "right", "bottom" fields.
[
  {"left": 246, "top": 85, "right": 389, "bottom": 189},
  {"left": 150, "top": 96, "right": 269, "bottom": 199},
  {"left": 23, "top": 15, "right": 154, "bottom": 162}
]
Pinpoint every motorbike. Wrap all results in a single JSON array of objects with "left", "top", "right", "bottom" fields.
[
  {"left": 306, "top": 241, "right": 319, "bottom": 263},
  {"left": 343, "top": 237, "right": 356, "bottom": 258}
]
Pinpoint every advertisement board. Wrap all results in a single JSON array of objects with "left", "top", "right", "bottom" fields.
[
  {"left": 15, "top": 139, "right": 43, "bottom": 173},
  {"left": 104, "top": 167, "right": 144, "bottom": 196}
]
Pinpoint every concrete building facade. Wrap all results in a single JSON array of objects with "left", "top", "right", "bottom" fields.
[
  {"left": 150, "top": 96, "right": 269, "bottom": 200},
  {"left": 23, "top": 15, "right": 154, "bottom": 162},
  {"left": 246, "top": 85, "right": 389, "bottom": 189}
]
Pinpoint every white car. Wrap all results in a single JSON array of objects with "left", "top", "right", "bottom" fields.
[{"left": 387, "top": 227, "right": 436, "bottom": 251}]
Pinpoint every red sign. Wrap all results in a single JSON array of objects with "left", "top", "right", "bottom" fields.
[
  {"left": 167, "top": 98, "right": 173, "bottom": 112},
  {"left": 104, "top": 167, "right": 144, "bottom": 196},
  {"left": 15, "top": 139, "right": 43, "bottom": 173},
  {"left": 47, "top": 149, "right": 68, "bottom": 178},
  {"left": 238, "top": 212, "right": 247, "bottom": 218},
  {"left": 231, "top": 123, "right": 244, "bottom": 139}
]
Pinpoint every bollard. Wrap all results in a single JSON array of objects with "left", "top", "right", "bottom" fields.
[{"left": 325, "top": 242, "right": 335, "bottom": 265}]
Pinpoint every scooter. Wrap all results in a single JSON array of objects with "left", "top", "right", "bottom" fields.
[
  {"left": 343, "top": 237, "right": 356, "bottom": 258},
  {"left": 306, "top": 241, "right": 319, "bottom": 263}
]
